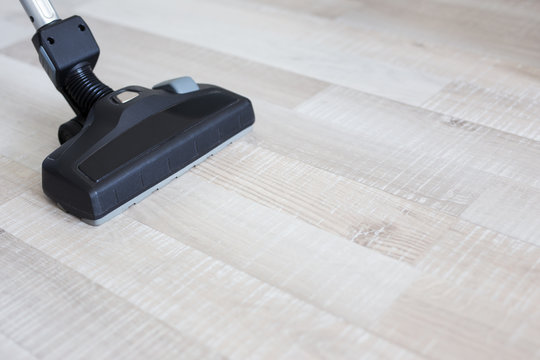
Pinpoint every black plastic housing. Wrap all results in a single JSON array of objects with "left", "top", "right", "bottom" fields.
[
  {"left": 32, "top": 16, "right": 111, "bottom": 117},
  {"left": 32, "top": 16, "right": 99, "bottom": 86},
  {"left": 42, "top": 85, "right": 255, "bottom": 222}
]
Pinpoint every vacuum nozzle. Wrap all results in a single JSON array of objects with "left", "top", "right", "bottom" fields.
[
  {"left": 19, "top": 0, "right": 255, "bottom": 225},
  {"left": 20, "top": 0, "right": 60, "bottom": 30}
]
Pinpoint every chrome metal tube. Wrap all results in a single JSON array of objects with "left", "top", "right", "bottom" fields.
[{"left": 19, "top": 0, "right": 60, "bottom": 30}]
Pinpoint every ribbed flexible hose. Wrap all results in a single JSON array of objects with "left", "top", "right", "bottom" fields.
[{"left": 64, "top": 65, "right": 113, "bottom": 116}]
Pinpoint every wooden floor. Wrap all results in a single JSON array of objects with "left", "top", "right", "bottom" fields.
[{"left": 1, "top": 0, "right": 540, "bottom": 358}]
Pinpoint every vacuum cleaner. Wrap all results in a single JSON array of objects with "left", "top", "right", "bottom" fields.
[{"left": 18, "top": 0, "right": 255, "bottom": 225}]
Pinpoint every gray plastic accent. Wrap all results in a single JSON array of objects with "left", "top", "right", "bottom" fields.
[
  {"left": 153, "top": 77, "right": 200, "bottom": 94},
  {"left": 80, "top": 125, "right": 253, "bottom": 226},
  {"left": 39, "top": 46, "right": 57, "bottom": 85}
]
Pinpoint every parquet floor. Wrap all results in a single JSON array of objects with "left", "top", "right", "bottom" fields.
[{"left": 1, "top": 0, "right": 539, "bottom": 359}]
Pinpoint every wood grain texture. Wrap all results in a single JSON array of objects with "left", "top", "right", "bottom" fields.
[
  {"left": 1, "top": 0, "right": 539, "bottom": 358},
  {"left": 0, "top": 230, "right": 222, "bottom": 360},
  {"left": 0, "top": 190, "right": 420, "bottom": 359}
]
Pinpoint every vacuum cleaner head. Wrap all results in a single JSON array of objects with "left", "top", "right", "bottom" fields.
[
  {"left": 20, "top": 0, "right": 255, "bottom": 225},
  {"left": 44, "top": 83, "right": 254, "bottom": 225}
]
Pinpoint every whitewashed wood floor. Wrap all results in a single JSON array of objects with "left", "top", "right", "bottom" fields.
[{"left": 1, "top": 0, "right": 540, "bottom": 359}]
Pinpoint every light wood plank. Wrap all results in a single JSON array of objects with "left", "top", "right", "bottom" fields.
[
  {"left": 373, "top": 274, "right": 540, "bottom": 359},
  {"left": 0, "top": 332, "right": 36, "bottom": 360},
  {"left": 1, "top": 18, "right": 329, "bottom": 110},
  {"left": 124, "top": 171, "right": 421, "bottom": 328},
  {"left": 337, "top": 0, "right": 540, "bottom": 67},
  {"left": 0, "top": 156, "right": 39, "bottom": 205},
  {"left": 0, "top": 3, "right": 34, "bottom": 49},
  {"left": 7, "top": 4, "right": 540, "bottom": 141},
  {"left": 0, "top": 190, "right": 421, "bottom": 359},
  {"left": 379, "top": 218, "right": 540, "bottom": 359},
  {"left": 192, "top": 139, "right": 540, "bottom": 358},
  {"left": 296, "top": 86, "right": 540, "bottom": 189},
  {"left": 221, "top": 0, "right": 540, "bottom": 141},
  {"left": 76, "top": 0, "right": 449, "bottom": 106},
  {"left": 0, "top": 55, "right": 68, "bottom": 171},
  {"left": 461, "top": 181, "right": 540, "bottom": 245},
  {"left": 422, "top": 81, "right": 540, "bottom": 141},
  {"left": 248, "top": 87, "right": 540, "bottom": 222},
  {"left": 192, "top": 141, "right": 455, "bottom": 263},
  {"left": 244, "top": 0, "right": 540, "bottom": 25},
  {"left": 417, "top": 220, "right": 540, "bottom": 307},
  {"left": 0, "top": 230, "right": 221, "bottom": 360}
]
